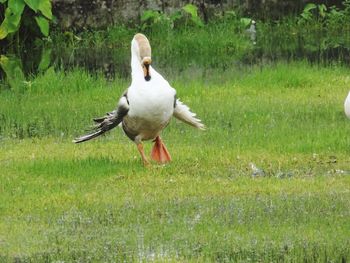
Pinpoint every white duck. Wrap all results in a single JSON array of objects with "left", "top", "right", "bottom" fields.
[
  {"left": 74, "top": 33, "right": 205, "bottom": 165},
  {"left": 344, "top": 91, "right": 350, "bottom": 119}
]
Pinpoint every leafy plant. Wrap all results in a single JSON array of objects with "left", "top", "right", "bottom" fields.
[
  {"left": 140, "top": 10, "right": 173, "bottom": 31},
  {"left": 0, "top": 47, "right": 51, "bottom": 91},
  {"left": 0, "top": 55, "right": 26, "bottom": 92},
  {"left": 38, "top": 47, "right": 51, "bottom": 72},
  {"left": 300, "top": 3, "right": 316, "bottom": 21},
  {"left": 182, "top": 4, "right": 203, "bottom": 27},
  {"left": 140, "top": 4, "right": 204, "bottom": 32},
  {"left": 325, "top": 0, "right": 350, "bottom": 28},
  {"left": 0, "top": 0, "right": 53, "bottom": 40},
  {"left": 295, "top": 0, "right": 350, "bottom": 53},
  {"left": 298, "top": 1, "right": 350, "bottom": 25},
  {"left": 240, "top": 17, "right": 252, "bottom": 27}
]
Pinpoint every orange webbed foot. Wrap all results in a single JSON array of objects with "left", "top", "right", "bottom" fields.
[{"left": 151, "top": 136, "right": 172, "bottom": 164}]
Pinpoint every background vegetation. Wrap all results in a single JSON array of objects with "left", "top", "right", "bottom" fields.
[{"left": 1, "top": 1, "right": 350, "bottom": 82}]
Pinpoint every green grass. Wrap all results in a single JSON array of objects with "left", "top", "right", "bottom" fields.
[{"left": 1, "top": 61, "right": 350, "bottom": 261}]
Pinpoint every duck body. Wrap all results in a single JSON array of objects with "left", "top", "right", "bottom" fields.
[
  {"left": 74, "top": 33, "right": 204, "bottom": 165},
  {"left": 124, "top": 68, "right": 176, "bottom": 142}
]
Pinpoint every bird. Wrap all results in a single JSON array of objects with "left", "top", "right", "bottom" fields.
[
  {"left": 344, "top": 91, "right": 350, "bottom": 119},
  {"left": 74, "top": 33, "right": 205, "bottom": 165},
  {"left": 246, "top": 20, "right": 256, "bottom": 45},
  {"left": 249, "top": 162, "right": 265, "bottom": 177}
]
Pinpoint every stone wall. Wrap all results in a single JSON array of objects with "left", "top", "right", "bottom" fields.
[{"left": 52, "top": 0, "right": 344, "bottom": 29}]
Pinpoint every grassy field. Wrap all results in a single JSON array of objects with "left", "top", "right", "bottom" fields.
[{"left": 1, "top": 62, "right": 350, "bottom": 261}]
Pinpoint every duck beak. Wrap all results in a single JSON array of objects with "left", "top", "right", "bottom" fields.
[{"left": 142, "top": 57, "right": 152, "bottom": 81}]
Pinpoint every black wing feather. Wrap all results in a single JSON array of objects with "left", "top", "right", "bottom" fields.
[{"left": 73, "top": 95, "right": 129, "bottom": 143}]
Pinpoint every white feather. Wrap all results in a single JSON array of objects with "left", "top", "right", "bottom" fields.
[
  {"left": 344, "top": 91, "right": 350, "bottom": 119},
  {"left": 173, "top": 99, "right": 205, "bottom": 130}
]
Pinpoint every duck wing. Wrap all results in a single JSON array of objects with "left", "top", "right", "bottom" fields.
[
  {"left": 73, "top": 94, "right": 129, "bottom": 143},
  {"left": 173, "top": 99, "right": 205, "bottom": 130}
]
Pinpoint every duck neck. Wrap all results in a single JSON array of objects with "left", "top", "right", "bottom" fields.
[{"left": 131, "top": 49, "right": 143, "bottom": 81}]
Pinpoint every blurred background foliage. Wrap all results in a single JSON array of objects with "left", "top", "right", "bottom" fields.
[{"left": 0, "top": 1, "right": 349, "bottom": 90}]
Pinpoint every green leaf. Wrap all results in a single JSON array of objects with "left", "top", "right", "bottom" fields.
[
  {"left": 0, "top": 0, "right": 8, "bottom": 3},
  {"left": 182, "top": 4, "right": 198, "bottom": 18},
  {"left": 38, "top": 48, "right": 51, "bottom": 71},
  {"left": 318, "top": 4, "right": 327, "bottom": 18},
  {"left": 141, "top": 10, "right": 159, "bottom": 22},
  {"left": 191, "top": 16, "right": 204, "bottom": 27},
  {"left": 300, "top": 13, "right": 311, "bottom": 20},
  {"left": 38, "top": 0, "right": 52, "bottom": 19},
  {"left": 303, "top": 3, "right": 317, "bottom": 13},
  {"left": 224, "top": 10, "right": 237, "bottom": 18},
  {"left": 0, "top": 55, "right": 26, "bottom": 92},
  {"left": 170, "top": 10, "right": 182, "bottom": 21},
  {"left": 8, "top": 0, "right": 25, "bottom": 15},
  {"left": 0, "top": 25, "right": 8, "bottom": 39},
  {"left": 182, "top": 4, "right": 203, "bottom": 27},
  {"left": 24, "top": 0, "right": 39, "bottom": 12},
  {"left": 0, "top": 7, "right": 22, "bottom": 38},
  {"left": 6, "top": 12, "right": 22, "bottom": 32},
  {"left": 240, "top": 17, "right": 252, "bottom": 27},
  {"left": 35, "top": 15, "right": 49, "bottom": 36}
]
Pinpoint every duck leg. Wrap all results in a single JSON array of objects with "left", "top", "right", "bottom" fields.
[
  {"left": 151, "top": 136, "right": 172, "bottom": 163},
  {"left": 137, "top": 143, "right": 150, "bottom": 166}
]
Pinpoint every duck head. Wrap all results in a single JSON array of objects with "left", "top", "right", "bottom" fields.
[{"left": 132, "top": 33, "right": 152, "bottom": 81}]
